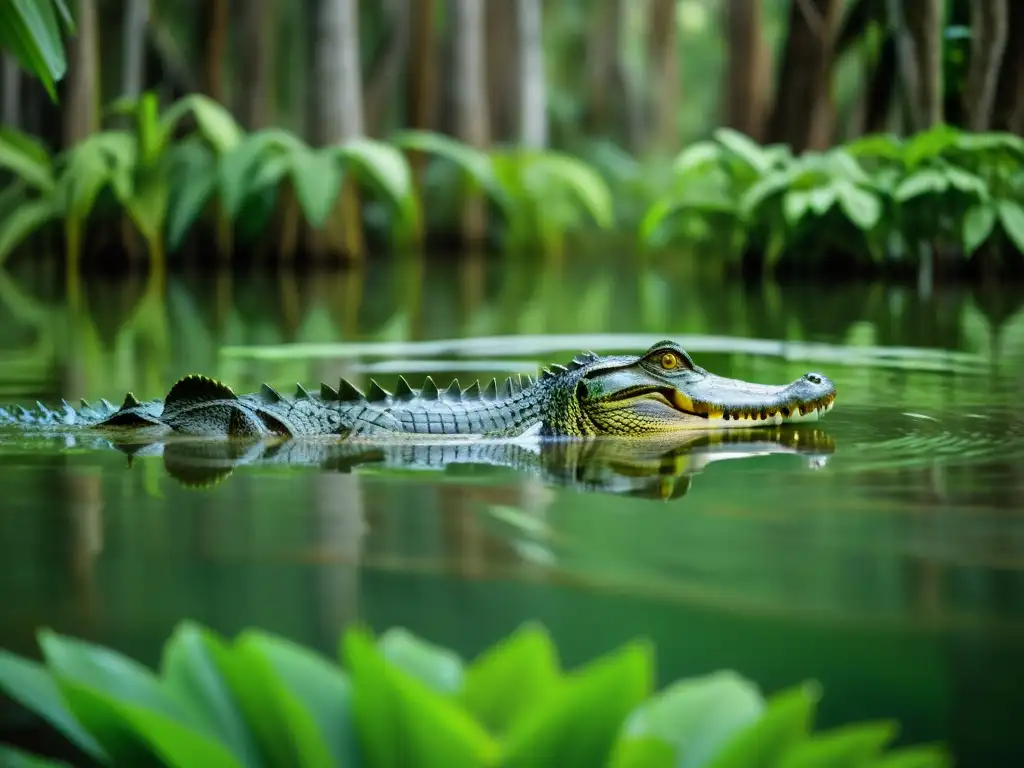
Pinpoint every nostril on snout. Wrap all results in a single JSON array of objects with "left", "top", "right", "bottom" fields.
[{"left": 805, "top": 373, "right": 822, "bottom": 385}]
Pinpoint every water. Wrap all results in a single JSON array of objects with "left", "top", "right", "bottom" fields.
[{"left": 1, "top": 254, "right": 1024, "bottom": 764}]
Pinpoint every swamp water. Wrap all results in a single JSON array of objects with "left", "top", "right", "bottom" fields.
[{"left": 0, "top": 255, "right": 1023, "bottom": 764}]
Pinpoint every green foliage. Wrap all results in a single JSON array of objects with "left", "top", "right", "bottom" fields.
[
  {"left": 642, "top": 125, "right": 1024, "bottom": 270},
  {"left": 0, "top": 0, "right": 75, "bottom": 101},
  {"left": 0, "top": 620, "right": 951, "bottom": 768},
  {"left": 393, "top": 130, "right": 615, "bottom": 253}
]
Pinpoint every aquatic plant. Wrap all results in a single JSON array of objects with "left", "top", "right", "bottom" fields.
[
  {"left": 0, "top": 0, "right": 75, "bottom": 100},
  {"left": 0, "top": 620, "right": 949, "bottom": 767},
  {"left": 640, "top": 125, "right": 1024, "bottom": 272}
]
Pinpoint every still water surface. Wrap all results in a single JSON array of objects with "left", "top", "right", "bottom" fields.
[{"left": 1, "top": 255, "right": 1023, "bottom": 764}]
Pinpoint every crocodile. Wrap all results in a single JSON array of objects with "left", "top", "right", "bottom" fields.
[
  {"left": 41, "top": 426, "right": 837, "bottom": 500},
  {"left": 0, "top": 340, "right": 836, "bottom": 439}
]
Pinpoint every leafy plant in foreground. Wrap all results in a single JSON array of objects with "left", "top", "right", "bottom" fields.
[{"left": 0, "top": 620, "right": 950, "bottom": 767}]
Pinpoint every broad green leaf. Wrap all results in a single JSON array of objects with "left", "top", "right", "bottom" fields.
[
  {"left": 826, "top": 150, "right": 872, "bottom": 185},
  {"left": 218, "top": 129, "right": 305, "bottom": 217},
  {"left": 290, "top": 145, "right": 343, "bottom": 229},
  {"left": 611, "top": 670, "right": 765, "bottom": 768},
  {"left": 0, "top": 127, "right": 54, "bottom": 191},
  {"left": 608, "top": 737, "right": 676, "bottom": 768},
  {"left": 672, "top": 141, "right": 722, "bottom": 175},
  {"left": 502, "top": 639, "right": 653, "bottom": 768},
  {"left": 808, "top": 185, "right": 836, "bottom": 216},
  {"left": 0, "top": 649, "right": 105, "bottom": 761},
  {"left": 739, "top": 169, "right": 794, "bottom": 219},
  {"left": 943, "top": 166, "right": 988, "bottom": 197},
  {"left": 639, "top": 198, "right": 685, "bottom": 246},
  {"left": 704, "top": 682, "right": 820, "bottom": 768},
  {"left": 160, "top": 622, "right": 263, "bottom": 768},
  {"left": 121, "top": 177, "right": 170, "bottom": 252},
  {"left": 894, "top": 170, "right": 948, "bottom": 202},
  {"left": 530, "top": 152, "right": 615, "bottom": 229},
  {"left": 843, "top": 133, "right": 904, "bottom": 160},
  {"left": 963, "top": 203, "right": 997, "bottom": 252},
  {"left": 868, "top": 744, "right": 952, "bottom": 768},
  {"left": 783, "top": 190, "right": 810, "bottom": 226},
  {"left": 238, "top": 630, "right": 360, "bottom": 768},
  {"left": 0, "top": 197, "right": 57, "bottom": 263},
  {"left": 0, "top": 0, "right": 70, "bottom": 100},
  {"left": 997, "top": 199, "right": 1024, "bottom": 253},
  {"left": 459, "top": 623, "right": 561, "bottom": 734},
  {"left": 166, "top": 164, "right": 217, "bottom": 251},
  {"left": 338, "top": 137, "right": 421, "bottom": 234},
  {"left": 903, "top": 125, "right": 960, "bottom": 168},
  {"left": 955, "top": 131, "right": 1024, "bottom": 160},
  {"left": 343, "top": 625, "right": 500, "bottom": 768},
  {"left": 834, "top": 181, "right": 881, "bottom": 230},
  {"left": 38, "top": 629, "right": 190, "bottom": 722},
  {"left": 59, "top": 144, "right": 112, "bottom": 225},
  {"left": 54, "top": 678, "right": 244, "bottom": 768},
  {"left": 161, "top": 95, "right": 242, "bottom": 153},
  {"left": 776, "top": 721, "right": 898, "bottom": 767},
  {"left": 391, "top": 129, "right": 494, "bottom": 190},
  {"left": 38, "top": 629, "right": 235, "bottom": 766},
  {"left": 379, "top": 627, "right": 464, "bottom": 695},
  {"left": 714, "top": 127, "right": 773, "bottom": 173},
  {"left": 0, "top": 745, "right": 73, "bottom": 767},
  {"left": 197, "top": 632, "right": 316, "bottom": 768}
]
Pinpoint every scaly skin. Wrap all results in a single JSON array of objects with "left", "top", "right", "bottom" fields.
[{"left": 0, "top": 341, "right": 837, "bottom": 439}]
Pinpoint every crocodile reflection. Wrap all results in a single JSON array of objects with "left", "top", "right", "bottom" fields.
[{"left": 110, "top": 426, "right": 836, "bottom": 501}]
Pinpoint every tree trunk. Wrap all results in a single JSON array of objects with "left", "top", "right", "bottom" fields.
[
  {"left": 1, "top": 54, "right": 21, "bottom": 129},
  {"left": 964, "top": 0, "right": 1008, "bottom": 131},
  {"left": 518, "top": 0, "right": 547, "bottom": 148},
  {"left": 994, "top": 0, "right": 1024, "bottom": 133},
  {"left": 585, "top": 0, "right": 640, "bottom": 150},
  {"left": 900, "top": 0, "right": 943, "bottom": 130},
  {"left": 364, "top": 0, "right": 410, "bottom": 137},
  {"left": 648, "top": 0, "right": 679, "bottom": 152},
  {"left": 766, "top": 0, "right": 843, "bottom": 152},
  {"left": 120, "top": 0, "right": 148, "bottom": 99},
  {"left": 486, "top": 0, "right": 519, "bottom": 142},
  {"left": 202, "top": 0, "right": 229, "bottom": 103},
  {"left": 311, "top": 0, "right": 364, "bottom": 144},
  {"left": 238, "top": 0, "right": 275, "bottom": 130},
  {"left": 407, "top": 0, "right": 438, "bottom": 182},
  {"left": 861, "top": 33, "right": 898, "bottom": 134},
  {"left": 64, "top": 0, "right": 99, "bottom": 146},
  {"left": 452, "top": 0, "right": 490, "bottom": 245},
  {"left": 311, "top": 0, "right": 365, "bottom": 259},
  {"left": 723, "top": 0, "right": 771, "bottom": 141}
]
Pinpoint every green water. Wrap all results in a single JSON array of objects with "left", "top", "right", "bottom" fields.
[{"left": 1, "top": 254, "right": 1024, "bottom": 764}]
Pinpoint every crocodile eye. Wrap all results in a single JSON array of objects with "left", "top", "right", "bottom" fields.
[{"left": 660, "top": 353, "right": 679, "bottom": 370}]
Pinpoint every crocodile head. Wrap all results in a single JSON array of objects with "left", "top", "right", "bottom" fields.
[{"left": 570, "top": 340, "right": 837, "bottom": 434}]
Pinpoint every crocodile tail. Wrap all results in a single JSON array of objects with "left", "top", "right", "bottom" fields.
[{"left": 0, "top": 398, "right": 118, "bottom": 428}]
